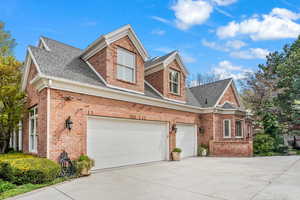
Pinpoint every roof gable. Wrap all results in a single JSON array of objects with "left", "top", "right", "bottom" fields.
[
  {"left": 81, "top": 24, "right": 149, "bottom": 61},
  {"left": 189, "top": 78, "right": 232, "bottom": 108},
  {"left": 145, "top": 51, "right": 189, "bottom": 75}
]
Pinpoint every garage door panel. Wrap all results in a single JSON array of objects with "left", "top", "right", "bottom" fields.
[
  {"left": 87, "top": 117, "right": 168, "bottom": 170},
  {"left": 176, "top": 124, "right": 197, "bottom": 158}
]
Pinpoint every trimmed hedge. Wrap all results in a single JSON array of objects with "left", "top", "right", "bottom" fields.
[{"left": 0, "top": 154, "right": 60, "bottom": 185}]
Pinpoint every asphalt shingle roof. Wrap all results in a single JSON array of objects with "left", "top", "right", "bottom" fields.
[
  {"left": 189, "top": 78, "right": 232, "bottom": 108},
  {"left": 145, "top": 51, "right": 176, "bottom": 68},
  {"left": 28, "top": 36, "right": 234, "bottom": 109},
  {"left": 221, "top": 102, "right": 237, "bottom": 109}
]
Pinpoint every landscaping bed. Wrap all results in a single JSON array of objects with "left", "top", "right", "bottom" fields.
[
  {"left": 0, "top": 153, "right": 94, "bottom": 199},
  {"left": 0, "top": 153, "right": 64, "bottom": 199}
]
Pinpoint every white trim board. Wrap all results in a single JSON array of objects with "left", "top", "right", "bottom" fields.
[
  {"left": 145, "top": 51, "right": 189, "bottom": 76},
  {"left": 81, "top": 24, "right": 149, "bottom": 61}
]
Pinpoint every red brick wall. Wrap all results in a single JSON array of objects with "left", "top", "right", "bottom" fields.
[
  {"left": 209, "top": 140, "right": 253, "bottom": 157},
  {"left": 219, "top": 85, "right": 239, "bottom": 107},
  {"left": 199, "top": 113, "right": 214, "bottom": 147},
  {"left": 87, "top": 47, "right": 107, "bottom": 81},
  {"left": 22, "top": 62, "right": 48, "bottom": 157},
  {"left": 145, "top": 69, "right": 164, "bottom": 94},
  {"left": 48, "top": 89, "right": 200, "bottom": 161}
]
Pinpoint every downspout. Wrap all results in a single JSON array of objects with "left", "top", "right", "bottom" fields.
[{"left": 46, "top": 79, "right": 52, "bottom": 159}]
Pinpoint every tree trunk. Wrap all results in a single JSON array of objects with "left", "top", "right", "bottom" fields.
[{"left": 0, "top": 140, "right": 7, "bottom": 153}]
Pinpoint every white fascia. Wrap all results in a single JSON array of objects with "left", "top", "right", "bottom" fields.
[{"left": 30, "top": 74, "right": 215, "bottom": 114}]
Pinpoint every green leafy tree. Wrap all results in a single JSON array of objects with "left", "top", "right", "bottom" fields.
[
  {"left": 0, "top": 56, "right": 25, "bottom": 153},
  {"left": 275, "top": 37, "right": 300, "bottom": 134},
  {"left": 0, "top": 22, "right": 16, "bottom": 57}
]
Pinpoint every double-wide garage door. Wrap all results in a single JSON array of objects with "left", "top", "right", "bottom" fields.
[{"left": 87, "top": 117, "right": 168, "bottom": 170}]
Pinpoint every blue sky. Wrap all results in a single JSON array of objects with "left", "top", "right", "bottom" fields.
[{"left": 1, "top": 0, "right": 300, "bottom": 81}]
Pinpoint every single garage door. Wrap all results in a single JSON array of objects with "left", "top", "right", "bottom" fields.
[
  {"left": 176, "top": 124, "right": 197, "bottom": 158},
  {"left": 87, "top": 117, "right": 168, "bottom": 170}
]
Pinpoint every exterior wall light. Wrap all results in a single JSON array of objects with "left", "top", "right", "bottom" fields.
[
  {"left": 199, "top": 127, "right": 205, "bottom": 134},
  {"left": 65, "top": 116, "right": 73, "bottom": 130},
  {"left": 172, "top": 124, "right": 177, "bottom": 133}
]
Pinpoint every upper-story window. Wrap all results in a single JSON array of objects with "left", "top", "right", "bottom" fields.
[
  {"left": 117, "top": 48, "right": 136, "bottom": 83},
  {"left": 169, "top": 70, "right": 180, "bottom": 94}
]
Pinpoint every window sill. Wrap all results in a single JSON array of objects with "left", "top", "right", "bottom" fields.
[
  {"left": 116, "top": 79, "right": 137, "bottom": 85},
  {"left": 169, "top": 92, "right": 181, "bottom": 96}
]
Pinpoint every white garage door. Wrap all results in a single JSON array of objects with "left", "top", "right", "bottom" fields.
[
  {"left": 87, "top": 117, "right": 168, "bottom": 170},
  {"left": 176, "top": 124, "right": 197, "bottom": 158}
]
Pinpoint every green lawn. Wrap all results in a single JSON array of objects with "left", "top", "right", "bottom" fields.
[{"left": 0, "top": 178, "right": 66, "bottom": 200}]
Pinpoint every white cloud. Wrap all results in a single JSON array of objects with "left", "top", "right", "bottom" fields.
[
  {"left": 217, "top": 8, "right": 300, "bottom": 40},
  {"left": 151, "top": 16, "right": 171, "bottom": 24},
  {"left": 180, "top": 52, "right": 197, "bottom": 63},
  {"left": 212, "top": 60, "right": 252, "bottom": 79},
  {"left": 225, "top": 40, "right": 246, "bottom": 49},
  {"left": 154, "top": 47, "right": 173, "bottom": 54},
  {"left": 151, "top": 29, "right": 166, "bottom": 36},
  {"left": 214, "top": 7, "right": 233, "bottom": 18},
  {"left": 171, "top": 0, "right": 213, "bottom": 30},
  {"left": 212, "top": 0, "right": 237, "bottom": 6},
  {"left": 230, "top": 48, "right": 269, "bottom": 59},
  {"left": 154, "top": 47, "right": 196, "bottom": 63},
  {"left": 201, "top": 39, "right": 229, "bottom": 51},
  {"left": 201, "top": 39, "right": 246, "bottom": 51}
]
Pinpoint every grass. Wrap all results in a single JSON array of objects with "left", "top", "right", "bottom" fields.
[{"left": 0, "top": 178, "right": 67, "bottom": 200}]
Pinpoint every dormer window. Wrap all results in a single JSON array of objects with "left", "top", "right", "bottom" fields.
[
  {"left": 169, "top": 70, "right": 180, "bottom": 95},
  {"left": 117, "top": 48, "right": 136, "bottom": 83}
]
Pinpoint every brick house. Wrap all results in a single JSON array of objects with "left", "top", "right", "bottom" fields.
[{"left": 18, "top": 25, "right": 253, "bottom": 169}]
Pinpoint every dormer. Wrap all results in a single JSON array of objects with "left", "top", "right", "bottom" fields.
[
  {"left": 81, "top": 25, "right": 149, "bottom": 94},
  {"left": 145, "top": 51, "right": 188, "bottom": 102}
]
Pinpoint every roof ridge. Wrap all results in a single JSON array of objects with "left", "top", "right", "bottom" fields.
[
  {"left": 189, "top": 78, "right": 232, "bottom": 89},
  {"left": 40, "top": 36, "right": 82, "bottom": 51}
]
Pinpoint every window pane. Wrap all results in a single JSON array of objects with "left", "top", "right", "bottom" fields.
[
  {"left": 124, "top": 67, "right": 134, "bottom": 82},
  {"left": 117, "top": 65, "right": 124, "bottom": 80},
  {"left": 236, "top": 121, "right": 242, "bottom": 137},
  {"left": 30, "top": 119, "right": 34, "bottom": 135},
  {"left": 31, "top": 135, "right": 34, "bottom": 149},
  {"left": 117, "top": 48, "right": 135, "bottom": 68},
  {"left": 224, "top": 120, "right": 229, "bottom": 137},
  {"left": 173, "top": 72, "right": 179, "bottom": 82}
]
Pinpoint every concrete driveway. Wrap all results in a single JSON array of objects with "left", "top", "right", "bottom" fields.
[{"left": 9, "top": 156, "right": 300, "bottom": 200}]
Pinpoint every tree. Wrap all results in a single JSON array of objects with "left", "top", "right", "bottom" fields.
[
  {"left": 0, "top": 56, "right": 25, "bottom": 153},
  {"left": 0, "top": 22, "right": 16, "bottom": 57},
  {"left": 274, "top": 37, "right": 300, "bottom": 134},
  {"left": 187, "top": 72, "right": 221, "bottom": 87}
]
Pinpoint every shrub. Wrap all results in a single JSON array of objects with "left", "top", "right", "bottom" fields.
[
  {"left": 253, "top": 134, "right": 275, "bottom": 154},
  {"left": 172, "top": 148, "right": 182, "bottom": 153},
  {"left": 0, "top": 154, "right": 60, "bottom": 185},
  {"left": 73, "top": 155, "right": 95, "bottom": 176},
  {"left": 197, "top": 144, "right": 208, "bottom": 156},
  {"left": 0, "top": 153, "right": 35, "bottom": 162},
  {"left": 0, "top": 179, "right": 16, "bottom": 193}
]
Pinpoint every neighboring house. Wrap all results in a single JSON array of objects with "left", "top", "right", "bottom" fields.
[{"left": 17, "top": 25, "right": 252, "bottom": 170}]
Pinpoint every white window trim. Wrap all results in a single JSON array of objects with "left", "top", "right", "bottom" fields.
[
  {"left": 223, "top": 119, "right": 231, "bottom": 138},
  {"left": 169, "top": 69, "right": 180, "bottom": 95},
  {"left": 235, "top": 120, "right": 244, "bottom": 138},
  {"left": 29, "top": 106, "right": 38, "bottom": 153},
  {"left": 117, "top": 47, "right": 136, "bottom": 83}
]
